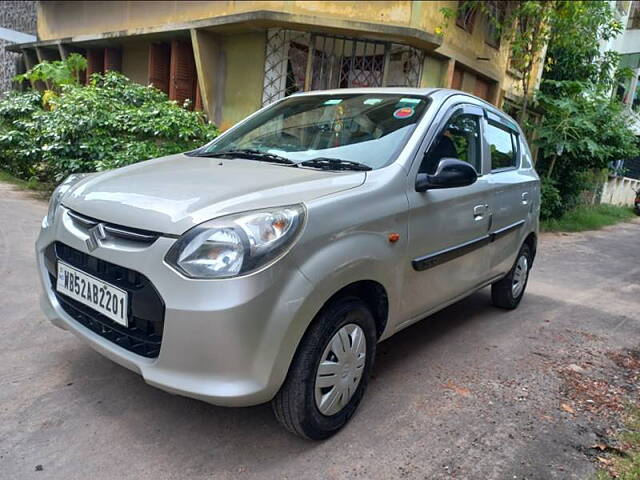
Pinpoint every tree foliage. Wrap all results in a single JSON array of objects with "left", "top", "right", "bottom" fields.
[
  {"left": 440, "top": 1, "right": 638, "bottom": 219},
  {"left": 0, "top": 71, "right": 218, "bottom": 182},
  {"left": 543, "top": 1, "right": 625, "bottom": 93},
  {"left": 536, "top": 82, "right": 638, "bottom": 173},
  {"left": 533, "top": 1, "right": 639, "bottom": 217},
  {"left": 441, "top": 1, "right": 557, "bottom": 121},
  {"left": 534, "top": 80, "right": 638, "bottom": 213},
  {"left": 14, "top": 53, "right": 88, "bottom": 91}
]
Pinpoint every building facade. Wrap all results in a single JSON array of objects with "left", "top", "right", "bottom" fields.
[
  {"left": 0, "top": 1, "right": 37, "bottom": 96},
  {"left": 602, "top": 1, "right": 640, "bottom": 117},
  {"left": 8, "top": 1, "right": 543, "bottom": 129}
]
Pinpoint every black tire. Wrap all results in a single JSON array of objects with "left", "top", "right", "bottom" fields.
[
  {"left": 272, "top": 296, "right": 377, "bottom": 440},
  {"left": 491, "top": 243, "right": 532, "bottom": 310}
]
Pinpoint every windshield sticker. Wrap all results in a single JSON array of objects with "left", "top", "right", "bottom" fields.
[
  {"left": 364, "top": 98, "right": 383, "bottom": 105},
  {"left": 324, "top": 99, "right": 343, "bottom": 105},
  {"left": 393, "top": 107, "right": 415, "bottom": 119},
  {"left": 398, "top": 98, "right": 421, "bottom": 105}
]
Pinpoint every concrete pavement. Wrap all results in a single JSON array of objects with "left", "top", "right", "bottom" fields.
[{"left": 1, "top": 181, "right": 639, "bottom": 480}]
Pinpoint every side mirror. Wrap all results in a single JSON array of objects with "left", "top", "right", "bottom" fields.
[{"left": 415, "top": 158, "right": 478, "bottom": 192}]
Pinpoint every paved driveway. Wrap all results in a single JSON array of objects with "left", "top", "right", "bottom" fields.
[{"left": 1, "top": 182, "right": 639, "bottom": 480}]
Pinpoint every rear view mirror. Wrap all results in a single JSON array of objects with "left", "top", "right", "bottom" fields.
[{"left": 415, "top": 158, "right": 478, "bottom": 192}]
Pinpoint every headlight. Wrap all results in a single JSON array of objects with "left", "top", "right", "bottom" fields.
[
  {"left": 45, "top": 173, "right": 91, "bottom": 227},
  {"left": 165, "top": 205, "right": 306, "bottom": 279}
]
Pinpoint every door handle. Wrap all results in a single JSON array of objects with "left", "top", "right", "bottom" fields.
[
  {"left": 521, "top": 192, "right": 529, "bottom": 205},
  {"left": 473, "top": 204, "right": 488, "bottom": 220}
]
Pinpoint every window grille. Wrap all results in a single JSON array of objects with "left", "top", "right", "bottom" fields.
[
  {"left": 485, "top": 0, "right": 505, "bottom": 48},
  {"left": 455, "top": 1, "right": 478, "bottom": 33},
  {"left": 262, "top": 29, "right": 425, "bottom": 106},
  {"left": 386, "top": 45, "right": 424, "bottom": 88},
  {"left": 262, "top": 29, "right": 311, "bottom": 106}
]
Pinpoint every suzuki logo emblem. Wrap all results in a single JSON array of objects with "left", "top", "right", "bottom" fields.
[{"left": 86, "top": 223, "right": 108, "bottom": 252}]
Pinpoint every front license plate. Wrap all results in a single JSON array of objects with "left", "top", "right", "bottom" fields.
[{"left": 56, "top": 261, "right": 129, "bottom": 327}]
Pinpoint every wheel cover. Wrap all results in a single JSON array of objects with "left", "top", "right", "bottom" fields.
[
  {"left": 512, "top": 254, "right": 529, "bottom": 298},
  {"left": 314, "top": 322, "right": 367, "bottom": 416}
]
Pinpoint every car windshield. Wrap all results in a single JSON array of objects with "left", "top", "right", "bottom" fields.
[{"left": 200, "top": 94, "right": 430, "bottom": 170}]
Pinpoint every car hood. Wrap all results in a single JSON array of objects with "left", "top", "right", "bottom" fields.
[{"left": 62, "top": 154, "right": 366, "bottom": 235}]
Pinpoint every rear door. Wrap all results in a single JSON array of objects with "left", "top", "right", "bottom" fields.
[
  {"left": 402, "top": 102, "right": 493, "bottom": 322},
  {"left": 482, "top": 111, "right": 537, "bottom": 276}
]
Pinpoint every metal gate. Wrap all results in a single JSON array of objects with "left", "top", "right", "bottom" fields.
[{"left": 262, "top": 29, "right": 425, "bottom": 106}]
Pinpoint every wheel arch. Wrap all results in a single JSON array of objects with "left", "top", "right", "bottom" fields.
[
  {"left": 317, "top": 280, "right": 389, "bottom": 339},
  {"left": 523, "top": 231, "right": 537, "bottom": 265}
]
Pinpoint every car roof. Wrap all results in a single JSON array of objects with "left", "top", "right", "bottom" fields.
[
  {"left": 288, "top": 87, "right": 521, "bottom": 133},
  {"left": 290, "top": 87, "right": 440, "bottom": 97}
]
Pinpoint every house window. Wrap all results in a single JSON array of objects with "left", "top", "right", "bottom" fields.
[
  {"left": 262, "top": 30, "right": 424, "bottom": 106},
  {"left": 386, "top": 45, "right": 425, "bottom": 88},
  {"left": 456, "top": 1, "right": 478, "bottom": 33},
  {"left": 485, "top": 0, "right": 505, "bottom": 48}
]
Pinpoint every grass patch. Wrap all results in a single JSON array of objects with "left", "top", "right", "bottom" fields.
[
  {"left": 542, "top": 204, "right": 636, "bottom": 232},
  {"left": 595, "top": 406, "right": 640, "bottom": 480},
  {"left": 0, "top": 169, "right": 53, "bottom": 195}
]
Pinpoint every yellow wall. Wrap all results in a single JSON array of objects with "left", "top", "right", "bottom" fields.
[
  {"left": 420, "top": 55, "right": 447, "bottom": 88},
  {"left": 38, "top": 1, "right": 414, "bottom": 40},
  {"left": 121, "top": 41, "right": 149, "bottom": 85},
  {"left": 36, "top": 1, "right": 545, "bottom": 125},
  {"left": 220, "top": 33, "right": 266, "bottom": 131},
  {"left": 37, "top": 1, "right": 542, "bottom": 101}
]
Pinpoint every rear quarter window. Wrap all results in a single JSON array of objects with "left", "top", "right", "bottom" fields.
[
  {"left": 486, "top": 122, "right": 519, "bottom": 171},
  {"left": 520, "top": 136, "right": 533, "bottom": 169}
]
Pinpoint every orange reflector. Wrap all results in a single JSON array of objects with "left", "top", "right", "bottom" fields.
[{"left": 388, "top": 233, "right": 400, "bottom": 243}]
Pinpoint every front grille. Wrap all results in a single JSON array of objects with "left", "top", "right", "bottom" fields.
[
  {"left": 44, "top": 242, "right": 165, "bottom": 358},
  {"left": 66, "top": 209, "right": 160, "bottom": 245}
]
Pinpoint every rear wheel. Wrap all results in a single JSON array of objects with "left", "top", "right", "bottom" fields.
[
  {"left": 491, "top": 243, "right": 532, "bottom": 310},
  {"left": 272, "top": 296, "right": 377, "bottom": 440}
]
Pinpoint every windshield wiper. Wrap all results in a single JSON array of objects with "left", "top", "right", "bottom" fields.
[
  {"left": 194, "top": 149, "right": 297, "bottom": 165},
  {"left": 299, "top": 157, "right": 372, "bottom": 171}
]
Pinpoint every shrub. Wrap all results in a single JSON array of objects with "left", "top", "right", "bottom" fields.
[
  {"left": 0, "top": 71, "right": 218, "bottom": 183},
  {"left": 540, "top": 177, "right": 563, "bottom": 220}
]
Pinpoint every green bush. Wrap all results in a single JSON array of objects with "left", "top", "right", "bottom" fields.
[
  {"left": 0, "top": 72, "right": 218, "bottom": 183},
  {"left": 540, "top": 177, "right": 563, "bottom": 220}
]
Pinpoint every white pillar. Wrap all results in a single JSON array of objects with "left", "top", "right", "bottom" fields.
[{"left": 624, "top": 68, "right": 639, "bottom": 111}]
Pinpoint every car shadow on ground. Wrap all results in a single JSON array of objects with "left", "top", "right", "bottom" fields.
[
  {"left": 61, "top": 292, "right": 490, "bottom": 422},
  {"left": 56, "top": 290, "right": 497, "bottom": 450},
  {"left": 42, "top": 282, "right": 640, "bottom": 476}
]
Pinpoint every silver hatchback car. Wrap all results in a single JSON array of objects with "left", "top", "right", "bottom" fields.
[{"left": 36, "top": 88, "right": 539, "bottom": 439}]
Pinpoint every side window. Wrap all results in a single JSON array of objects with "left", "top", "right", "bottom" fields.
[
  {"left": 420, "top": 113, "right": 481, "bottom": 174},
  {"left": 486, "top": 122, "right": 518, "bottom": 170}
]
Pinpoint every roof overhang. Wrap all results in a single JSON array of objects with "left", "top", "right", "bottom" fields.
[
  {"left": 0, "top": 27, "right": 36, "bottom": 44},
  {"left": 7, "top": 9, "right": 442, "bottom": 52}
]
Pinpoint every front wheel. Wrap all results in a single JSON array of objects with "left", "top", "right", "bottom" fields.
[
  {"left": 272, "top": 296, "right": 377, "bottom": 440},
  {"left": 491, "top": 243, "right": 532, "bottom": 310}
]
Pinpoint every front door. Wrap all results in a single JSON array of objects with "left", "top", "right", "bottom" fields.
[{"left": 402, "top": 104, "right": 493, "bottom": 323}]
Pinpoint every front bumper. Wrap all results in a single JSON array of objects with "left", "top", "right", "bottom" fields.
[{"left": 36, "top": 207, "right": 315, "bottom": 406}]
